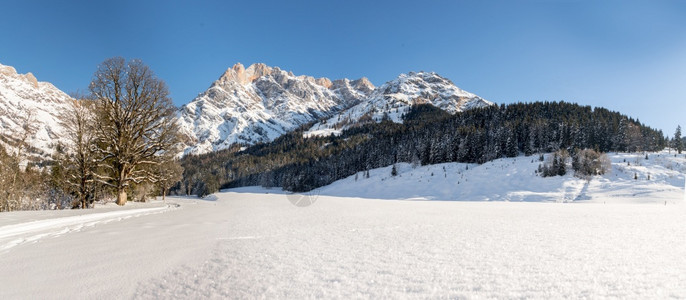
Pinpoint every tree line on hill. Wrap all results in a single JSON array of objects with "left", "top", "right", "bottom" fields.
[{"left": 174, "top": 101, "right": 667, "bottom": 196}]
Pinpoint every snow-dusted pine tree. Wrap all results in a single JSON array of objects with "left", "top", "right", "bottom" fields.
[{"left": 674, "top": 125, "right": 682, "bottom": 154}]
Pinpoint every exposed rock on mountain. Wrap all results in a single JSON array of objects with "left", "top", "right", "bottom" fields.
[
  {"left": 177, "top": 63, "right": 374, "bottom": 155},
  {"left": 0, "top": 63, "right": 72, "bottom": 159},
  {"left": 305, "top": 71, "right": 493, "bottom": 137}
]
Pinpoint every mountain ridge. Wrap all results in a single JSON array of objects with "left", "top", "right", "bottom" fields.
[
  {"left": 305, "top": 70, "right": 492, "bottom": 137},
  {"left": 177, "top": 62, "right": 375, "bottom": 155},
  {"left": 178, "top": 63, "right": 491, "bottom": 155}
]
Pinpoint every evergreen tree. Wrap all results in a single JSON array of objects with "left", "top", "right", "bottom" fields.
[
  {"left": 674, "top": 125, "right": 682, "bottom": 154},
  {"left": 551, "top": 153, "right": 559, "bottom": 176},
  {"left": 613, "top": 118, "right": 628, "bottom": 151},
  {"left": 558, "top": 154, "right": 566, "bottom": 176}
]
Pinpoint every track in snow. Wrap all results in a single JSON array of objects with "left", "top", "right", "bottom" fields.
[{"left": 0, "top": 203, "right": 177, "bottom": 253}]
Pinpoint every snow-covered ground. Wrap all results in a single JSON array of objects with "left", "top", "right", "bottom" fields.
[
  {"left": 2, "top": 191, "right": 685, "bottom": 298},
  {"left": 1, "top": 151, "right": 686, "bottom": 298}
]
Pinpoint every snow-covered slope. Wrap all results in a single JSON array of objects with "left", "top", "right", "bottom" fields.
[
  {"left": 177, "top": 63, "right": 374, "bottom": 155},
  {"left": 306, "top": 71, "right": 493, "bottom": 137},
  {"left": 318, "top": 150, "right": 686, "bottom": 204},
  {"left": 0, "top": 63, "right": 71, "bottom": 158}
]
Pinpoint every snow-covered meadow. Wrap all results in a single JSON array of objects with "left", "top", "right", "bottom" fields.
[{"left": 1, "top": 151, "right": 686, "bottom": 298}]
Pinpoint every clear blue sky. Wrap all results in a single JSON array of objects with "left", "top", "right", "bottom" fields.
[{"left": 2, "top": 0, "right": 685, "bottom": 135}]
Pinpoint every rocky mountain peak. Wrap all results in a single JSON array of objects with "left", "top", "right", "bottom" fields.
[
  {"left": 316, "top": 77, "right": 333, "bottom": 89},
  {"left": 0, "top": 64, "right": 17, "bottom": 77},
  {"left": 370, "top": 71, "right": 490, "bottom": 114},
  {"left": 0, "top": 63, "right": 39, "bottom": 89},
  {"left": 217, "top": 62, "right": 276, "bottom": 85},
  {"left": 245, "top": 63, "right": 274, "bottom": 83},
  {"left": 217, "top": 63, "right": 336, "bottom": 90},
  {"left": 352, "top": 77, "right": 374, "bottom": 94},
  {"left": 177, "top": 63, "right": 375, "bottom": 155},
  {"left": 305, "top": 70, "right": 492, "bottom": 137},
  {"left": 24, "top": 72, "right": 38, "bottom": 89}
]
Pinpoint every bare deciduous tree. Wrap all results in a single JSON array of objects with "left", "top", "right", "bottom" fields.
[
  {"left": 57, "top": 97, "right": 97, "bottom": 208},
  {"left": 156, "top": 158, "right": 183, "bottom": 201},
  {"left": 0, "top": 144, "right": 19, "bottom": 211},
  {"left": 572, "top": 149, "right": 611, "bottom": 179},
  {"left": 0, "top": 106, "right": 40, "bottom": 212},
  {"left": 89, "top": 57, "right": 179, "bottom": 206}
]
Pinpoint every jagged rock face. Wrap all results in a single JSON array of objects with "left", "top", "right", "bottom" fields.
[
  {"left": 177, "top": 63, "right": 374, "bottom": 155},
  {"left": 306, "top": 71, "right": 493, "bottom": 136},
  {"left": 369, "top": 71, "right": 492, "bottom": 115},
  {"left": 0, "top": 62, "right": 72, "bottom": 158},
  {"left": 331, "top": 78, "right": 375, "bottom": 108}
]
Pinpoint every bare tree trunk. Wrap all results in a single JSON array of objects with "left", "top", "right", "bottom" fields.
[
  {"left": 117, "top": 189, "right": 127, "bottom": 206},
  {"left": 9, "top": 170, "right": 18, "bottom": 212},
  {"left": 116, "top": 167, "right": 128, "bottom": 206}
]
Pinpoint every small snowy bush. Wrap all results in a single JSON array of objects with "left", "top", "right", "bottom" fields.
[{"left": 572, "top": 149, "right": 611, "bottom": 178}]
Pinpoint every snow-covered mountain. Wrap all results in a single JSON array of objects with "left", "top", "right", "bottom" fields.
[
  {"left": 305, "top": 71, "right": 493, "bottom": 137},
  {"left": 0, "top": 63, "right": 71, "bottom": 159},
  {"left": 179, "top": 65, "right": 492, "bottom": 155},
  {"left": 177, "top": 63, "right": 374, "bottom": 155}
]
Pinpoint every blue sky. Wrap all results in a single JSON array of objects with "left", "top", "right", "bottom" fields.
[{"left": 2, "top": 0, "right": 685, "bottom": 134}]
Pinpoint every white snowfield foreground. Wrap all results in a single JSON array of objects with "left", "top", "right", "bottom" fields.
[{"left": 0, "top": 189, "right": 685, "bottom": 299}]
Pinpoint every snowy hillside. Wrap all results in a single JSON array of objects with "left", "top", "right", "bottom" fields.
[
  {"left": 0, "top": 63, "right": 72, "bottom": 158},
  {"left": 318, "top": 150, "right": 686, "bottom": 204},
  {"left": 177, "top": 63, "right": 374, "bottom": 155},
  {"left": 306, "top": 71, "right": 492, "bottom": 137}
]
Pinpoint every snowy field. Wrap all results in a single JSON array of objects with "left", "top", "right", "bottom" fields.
[
  {"left": 0, "top": 191, "right": 685, "bottom": 298},
  {"left": 1, "top": 151, "right": 686, "bottom": 298}
]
